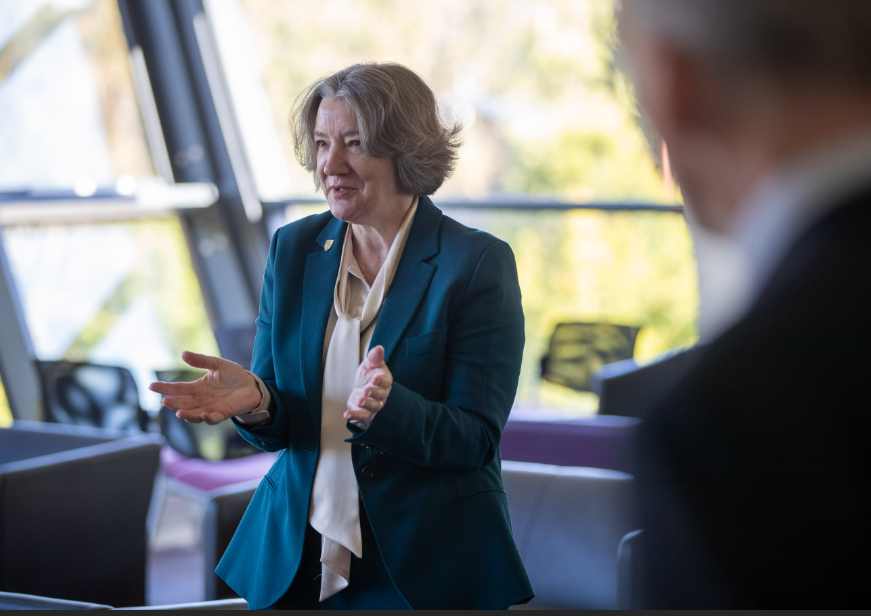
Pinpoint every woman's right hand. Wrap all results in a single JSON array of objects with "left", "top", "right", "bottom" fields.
[{"left": 149, "top": 351, "right": 263, "bottom": 425}]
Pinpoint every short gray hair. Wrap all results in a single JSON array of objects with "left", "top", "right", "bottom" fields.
[
  {"left": 622, "top": 0, "right": 871, "bottom": 88},
  {"left": 290, "top": 63, "right": 462, "bottom": 196}
]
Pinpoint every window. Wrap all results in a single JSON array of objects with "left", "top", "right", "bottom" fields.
[
  {"left": 2, "top": 219, "right": 218, "bottom": 411},
  {"left": 0, "top": 0, "right": 217, "bottom": 410},
  {"left": 0, "top": 0, "right": 156, "bottom": 191},
  {"left": 213, "top": 0, "right": 698, "bottom": 413},
  {"left": 233, "top": 0, "right": 674, "bottom": 204}
]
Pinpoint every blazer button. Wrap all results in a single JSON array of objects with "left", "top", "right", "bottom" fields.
[{"left": 361, "top": 465, "right": 374, "bottom": 478}]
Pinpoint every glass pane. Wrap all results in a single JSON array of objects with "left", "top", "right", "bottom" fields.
[
  {"left": 0, "top": 0, "right": 156, "bottom": 191},
  {"left": 451, "top": 208, "right": 697, "bottom": 412},
  {"left": 2, "top": 218, "right": 218, "bottom": 412},
  {"left": 235, "top": 0, "right": 673, "bottom": 204},
  {"left": 227, "top": 0, "right": 699, "bottom": 415},
  {"left": 288, "top": 204, "right": 698, "bottom": 413}
]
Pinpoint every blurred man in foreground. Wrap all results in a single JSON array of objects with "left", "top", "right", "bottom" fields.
[{"left": 618, "top": 0, "right": 871, "bottom": 608}]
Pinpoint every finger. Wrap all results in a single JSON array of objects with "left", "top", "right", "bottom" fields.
[
  {"left": 344, "top": 409, "right": 374, "bottom": 422},
  {"left": 352, "top": 397, "right": 385, "bottom": 413},
  {"left": 363, "top": 386, "right": 389, "bottom": 402},
  {"left": 201, "top": 410, "right": 227, "bottom": 425},
  {"left": 181, "top": 350, "right": 222, "bottom": 371},
  {"left": 364, "top": 345, "right": 385, "bottom": 369},
  {"left": 150, "top": 381, "right": 201, "bottom": 396},
  {"left": 365, "top": 397, "right": 386, "bottom": 411},
  {"left": 176, "top": 410, "right": 204, "bottom": 423},
  {"left": 347, "top": 388, "right": 379, "bottom": 408},
  {"left": 161, "top": 396, "right": 200, "bottom": 411},
  {"left": 360, "top": 365, "right": 391, "bottom": 386}
]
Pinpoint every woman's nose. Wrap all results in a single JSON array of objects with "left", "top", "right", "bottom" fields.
[{"left": 322, "top": 145, "right": 349, "bottom": 176}]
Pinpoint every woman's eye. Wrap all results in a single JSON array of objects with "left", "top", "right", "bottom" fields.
[
  {"left": 349, "top": 140, "right": 361, "bottom": 147},
  {"left": 316, "top": 140, "right": 326, "bottom": 147}
]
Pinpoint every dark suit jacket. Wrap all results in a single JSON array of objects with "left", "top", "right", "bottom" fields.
[
  {"left": 638, "top": 188, "right": 871, "bottom": 608},
  {"left": 215, "top": 197, "right": 534, "bottom": 609}
]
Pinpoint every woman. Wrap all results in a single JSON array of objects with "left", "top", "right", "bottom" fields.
[{"left": 150, "top": 62, "right": 533, "bottom": 610}]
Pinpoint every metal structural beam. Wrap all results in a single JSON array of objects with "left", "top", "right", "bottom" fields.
[
  {"left": 117, "top": 0, "right": 269, "bottom": 329},
  {"left": 266, "top": 198, "right": 684, "bottom": 214},
  {"left": 0, "top": 229, "right": 42, "bottom": 421}
]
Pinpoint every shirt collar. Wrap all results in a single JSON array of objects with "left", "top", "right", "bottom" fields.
[
  {"left": 695, "top": 127, "right": 871, "bottom": 343},
  {"left": 734, "top": 127, "right": 871, "bottom": 297}
]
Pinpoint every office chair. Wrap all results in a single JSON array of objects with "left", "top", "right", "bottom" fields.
[
  {"left": 37, "top": 360, "right": 148, "bottom": 432},
  {"left": 591, "top": 346, "right": 696, "bottom": 418},
  {"left": 156, "top": 369, "right": 260, "bottom": 461},
  {"left": 539, "top": 322, "right": 640, "bottom": 393}
]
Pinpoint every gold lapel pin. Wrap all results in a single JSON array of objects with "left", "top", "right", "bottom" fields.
[{"left": 324, "top": 239, "right": 334, "bottom": 251}]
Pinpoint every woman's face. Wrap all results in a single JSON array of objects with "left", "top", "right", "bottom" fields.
[{"left": 315, "top": 98, "right": 403, "bottom": 227}]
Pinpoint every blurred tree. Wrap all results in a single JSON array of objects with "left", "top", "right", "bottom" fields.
[{"left": 238, "top": 0, "right": 698, "bottom": 413}]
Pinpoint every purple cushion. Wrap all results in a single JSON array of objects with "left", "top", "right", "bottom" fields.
[
  {"left": 160, "top": 446, "right": 278, "bottom": 492},
  {"left": 501, "top": 415, "right": 640, "bottom": 474}
]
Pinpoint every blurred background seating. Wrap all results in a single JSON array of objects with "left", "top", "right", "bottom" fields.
[
  {"left": 616, "top": 529, "right": 644, "bottom": 610},
  {"left": 591, "top": 347, "right": 696, "bottom": 418},
  {"left": 199, "top": 462, "right": 637, "bottom": 609},
  {"left": 38, "top": 360, "right": 150, "bottom": 432},
  {"left": 0, "top": 421, "right": 163, "bottom": 607},
  {"left": 539, "top": 322, "right": 640, "bottom": 394},
  {"left": 0, "top": 591, "right": 248, "bottom": 610},
  {"left": 154, "top": 369, "right": 276, "bottom": 497}
]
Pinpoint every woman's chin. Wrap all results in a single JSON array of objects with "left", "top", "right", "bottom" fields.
[{"left": 327, "top": 198, "right": 365, "bottom": 223}]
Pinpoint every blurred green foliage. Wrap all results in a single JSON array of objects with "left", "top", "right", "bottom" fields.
[
  {"left": 0, "top": 378, "right": 11, "bottom": 427},
  {"left": 451, "top": 208, "right": 696, "bottom": 410}
]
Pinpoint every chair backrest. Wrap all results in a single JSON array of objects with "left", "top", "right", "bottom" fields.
[
  {"left": 37, "top": 361, "right": 147, "bottom": 432},
  {"left": 155, "top": 370, "right": 260, "bottom": 461},
  {"left": 0, "top": 420, "right": 114, "bottom": 465},
  {"left": 501, "top": 461, "right": 638, "bottom": 609},
  {"left": 539, "top": 322, "right": 640, "bottom": 392},
  {"left": 592, "top": 346, "right": 696, "bottom": 418}
]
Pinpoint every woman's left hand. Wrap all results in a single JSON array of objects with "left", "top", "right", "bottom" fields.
[{"left": 345, "top": 345, "right": 392, "bottom": 425}]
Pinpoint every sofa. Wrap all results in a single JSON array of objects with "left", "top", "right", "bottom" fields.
[
  {"left": 0, "top": 421, "right": 163, "bottom": 607},
  {"left": 201, "top": 460, "right": 637, "bottom": 609}
]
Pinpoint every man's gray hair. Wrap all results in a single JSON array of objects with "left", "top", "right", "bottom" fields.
[
  {"left": 291, "top": 63, "right": 462, "bottom": 196},
  {"left": 623, "top": 0, "right": 871, "bottom": 88}
]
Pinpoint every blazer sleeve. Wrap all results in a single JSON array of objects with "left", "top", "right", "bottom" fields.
[
  {"left": 347, "top": 240, "right": 524, "bottom": 471},
  {"left": 232, "top": 229, "right": 291, "bottom": 452}
]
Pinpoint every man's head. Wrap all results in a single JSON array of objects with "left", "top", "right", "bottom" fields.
[{"left": 618, "top": 0, "right": 871, "bottom": 231}]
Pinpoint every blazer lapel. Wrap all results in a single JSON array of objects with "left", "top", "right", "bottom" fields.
[
  {"left": 370, "top": 197, "right": 442, "bottom": 365},
  {"left": 300, "top": 216, "right": 347, "bottom": 434}
]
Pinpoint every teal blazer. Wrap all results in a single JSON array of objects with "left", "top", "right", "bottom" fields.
[{"left": 216, "top": 197, "right": 534, "bottom": 609}]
